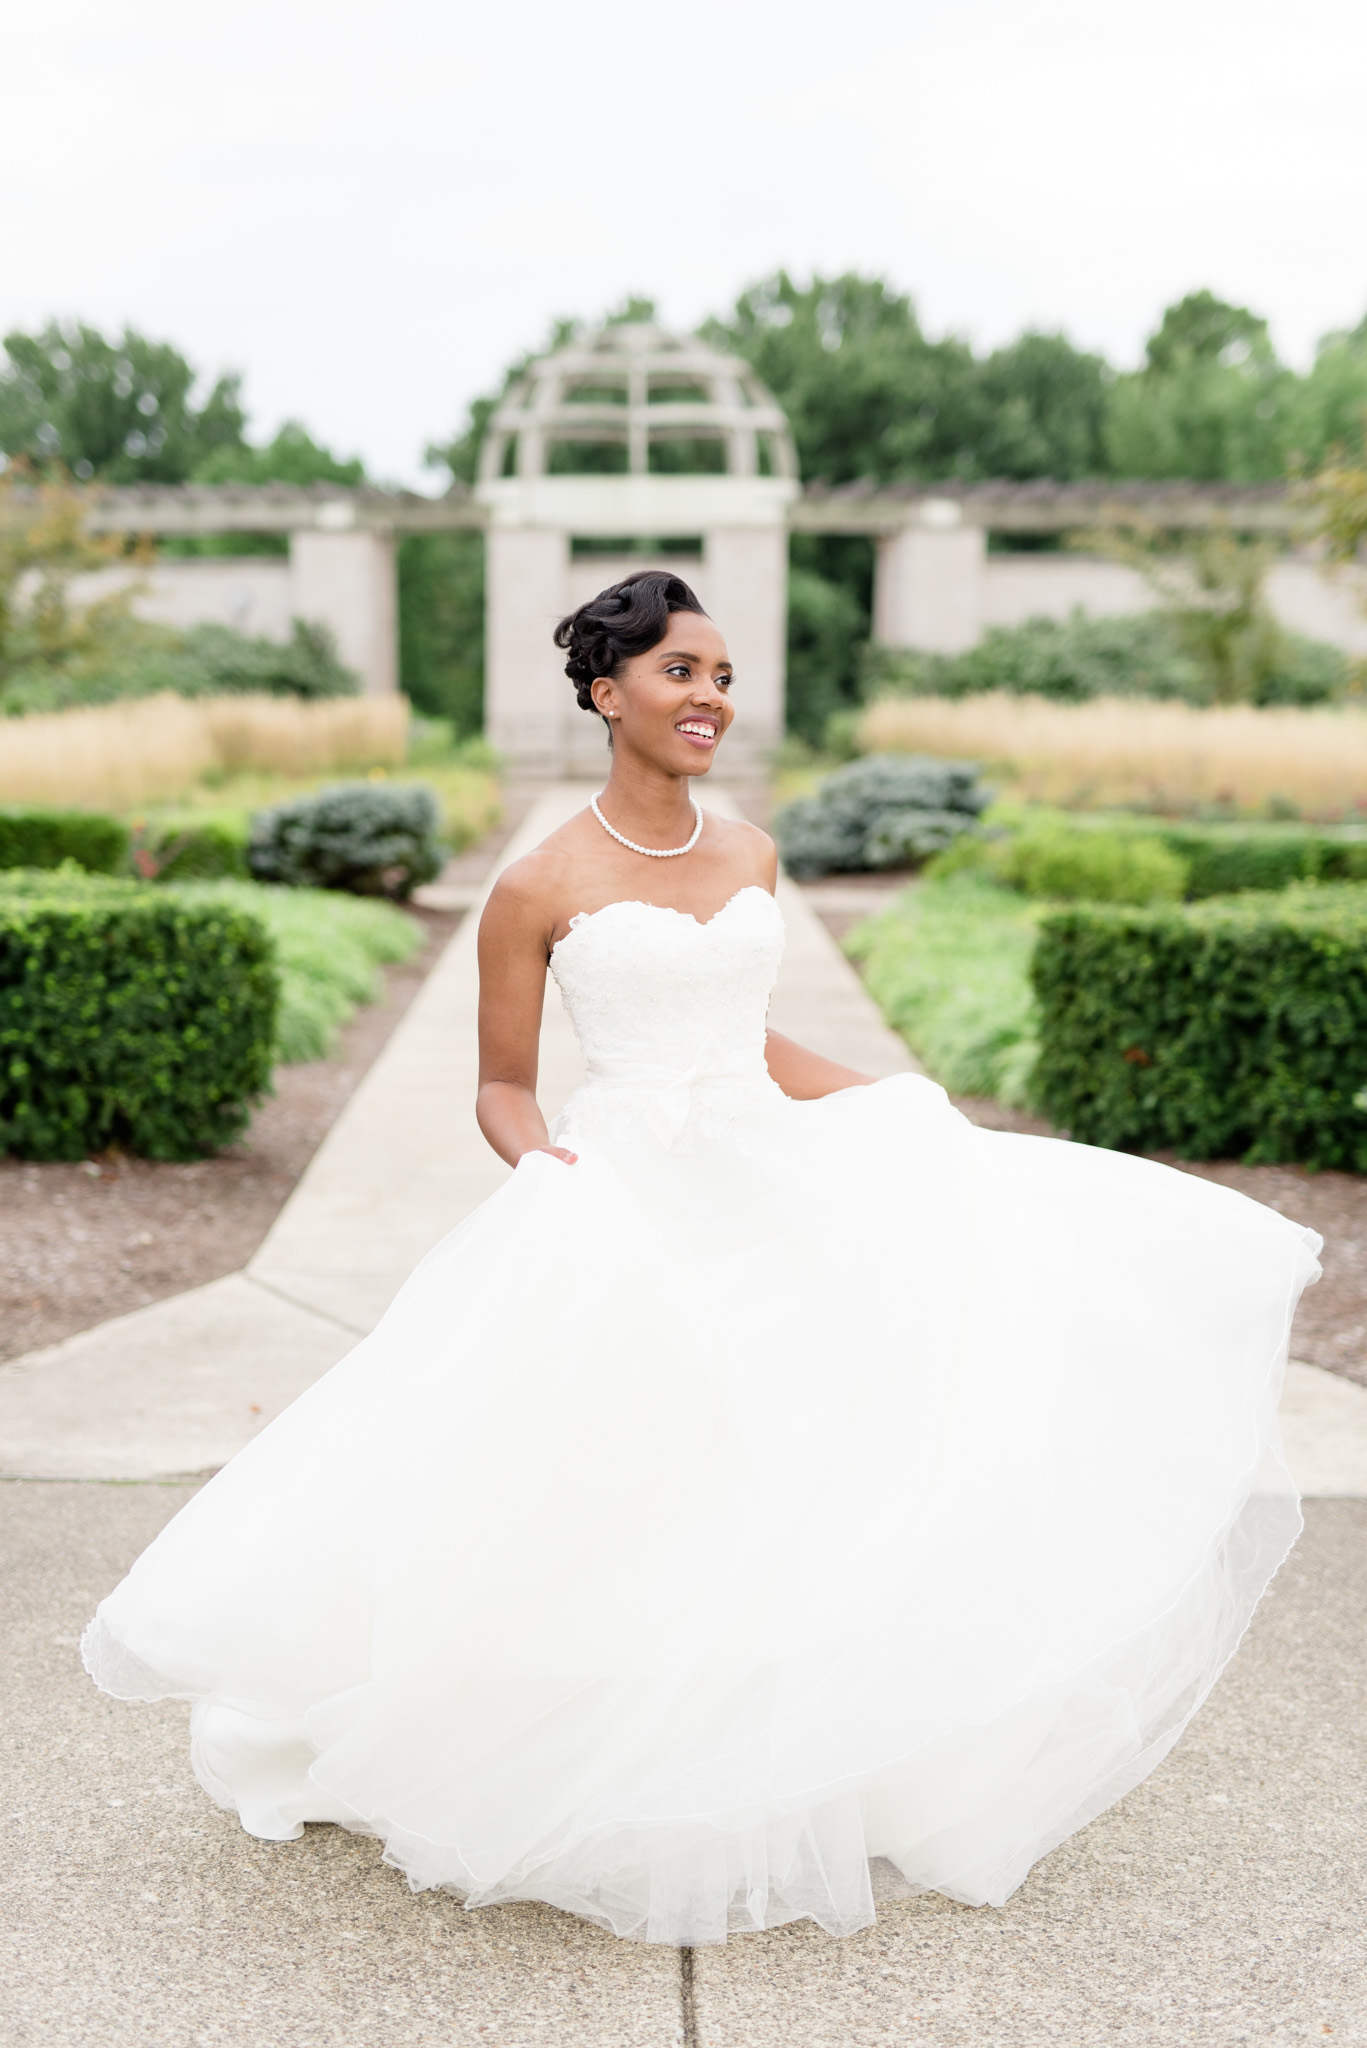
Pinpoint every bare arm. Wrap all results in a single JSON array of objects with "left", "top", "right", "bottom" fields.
[
  {"left": 764, "top": 1028, "right": 875, "bottom": 1099},
  {"left": 475, "top": 872, "right": 578, "bottom": 1168}
]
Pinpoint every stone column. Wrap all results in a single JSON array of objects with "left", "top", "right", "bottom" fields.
[
  {"left": 702, "top": 525, "right": 788, "bottom": 770},
  {"left": 484, "top": 526, "right": 569, "bottom": 772},
  {"left": 873, "top": 503, "right": 986, "bottom": 655},
  {"left": 289, "top": 527, "right": 398, "bottom": 694}
]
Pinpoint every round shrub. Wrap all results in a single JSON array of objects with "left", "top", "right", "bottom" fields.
[
  {"left": 986, "top": 821, "right": 1189, "bottom": 905},
  {"left": 248, "top": 781, "right": 443, "bottom": 898},
  {"left": 774, "top": 755, "right": 989, "bottom": 878}
]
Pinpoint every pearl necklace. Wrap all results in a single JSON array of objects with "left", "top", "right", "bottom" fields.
[{"left": 591, "top": 793, "right": 703, "bottom": 859}]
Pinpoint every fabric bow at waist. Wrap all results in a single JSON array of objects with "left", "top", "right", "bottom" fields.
[{"left": 583, "top": 1039, "right": 769, "bottom": 1148}]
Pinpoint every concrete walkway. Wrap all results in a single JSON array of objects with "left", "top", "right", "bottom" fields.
[{"left": 3, "top": 786, "right": 1367, "bottom": 2044}]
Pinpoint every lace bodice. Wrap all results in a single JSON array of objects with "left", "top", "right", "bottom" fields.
[{"left": 549, "top": 886, "right": 786, "bottom": 1148}]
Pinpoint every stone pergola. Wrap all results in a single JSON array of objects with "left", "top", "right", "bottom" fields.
[{"left": 79, "top": 321, "right": 1315, "bottom": 771}]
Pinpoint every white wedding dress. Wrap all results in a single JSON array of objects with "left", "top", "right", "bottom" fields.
[{"left": 84, "top": 885, "right": 1320, "bottom": 1945}]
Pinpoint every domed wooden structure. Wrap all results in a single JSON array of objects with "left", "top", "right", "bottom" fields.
[
  {"left": 478, "top": 322, "right": 797, "bottom": 484},
  {"left": 474, "top": 322, "right": 800, "bottom": 773}
]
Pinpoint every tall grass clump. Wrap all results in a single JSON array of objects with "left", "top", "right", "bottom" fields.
[
  {"left": 0, "top": 692, "right": 410, "bottom": 809},
  {"left": 174, "top": 881, "right": 424, "bottom": 1063},
  {"left": 845, "top": 877, "right": 1044, "bottom": 1103},
  {"left": 858, "top": 693, "right": 1367, "bottom": 819}
]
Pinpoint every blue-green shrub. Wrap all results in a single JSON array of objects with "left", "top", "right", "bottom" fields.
[
  {"left": 775, "top": 755, "right": 989, "bottom": 877},
  {"left": 249, "top": 781, "right": 443, "bottom": 898}
]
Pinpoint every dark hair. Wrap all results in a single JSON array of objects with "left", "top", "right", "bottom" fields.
[{"left": 553, "top": 570, "right": 708, "bottom": 718}]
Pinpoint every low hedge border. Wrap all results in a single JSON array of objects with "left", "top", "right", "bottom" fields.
[
  {"left": 0, "top": 871, "right": 278, "bottom": 1160},
  {"left": 1031, "top": 883, "right": 1367, "bottom": 1166},
  {"left": 0, "top": 807, "right": 129, "bottom": 875}
]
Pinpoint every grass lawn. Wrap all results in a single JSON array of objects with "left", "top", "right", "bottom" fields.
[
  {"left": 845, "top": 876, "right": 1044, "bottom": 1104},
  {"left": 176, "top": 881, "right": 426, "bottom": 1064}
]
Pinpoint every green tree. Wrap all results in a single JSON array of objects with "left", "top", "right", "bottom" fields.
[
  {"left": 1284, "top": 318, "right": 1367, "bottom": 471},
  {"left": 0, "top": 322, "right": 245, "bottom": 483},
  {"left": 1104, "top": 290, "right": 1293, "bottom": 481},
  {"left": 169, "top": 422, "right": 368, "bottom": 558},
  {"left": 971, "top": 332, "right": 1110, "bottom": 479},
  {"left": 703, "top": 272, "right": 980, "bottom": 484},
  {"left": 397, "top": 531, "right": 485, "bottom": 735}
]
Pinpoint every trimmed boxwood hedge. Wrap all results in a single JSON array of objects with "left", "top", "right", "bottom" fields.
[
  {"left": 1159, "top": 823, "right": 1367, "bottom": 899},
  {"left": 0, "top": 807, "right": 129, "bottom": 875},
  {"left": 1031, "top": 883, "right": 1367, "bottom": 1166},
  {"left": 133, "top": 817, "right": 251, "bottom": 882},
  {"left": 0, "top": 871, "right": 278, "bottom": 1160}
]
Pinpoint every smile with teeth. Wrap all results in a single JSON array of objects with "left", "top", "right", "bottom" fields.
[{"left": 677, "top": 719, "right": 718, "bottom": 742}]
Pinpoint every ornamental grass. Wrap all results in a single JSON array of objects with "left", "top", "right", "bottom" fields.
[
  {"left": 0, "top": 692, "right": 409, "bottom": 809},
  {"left": 857, "top": 692, "right": 1367, "bottom": 819}
]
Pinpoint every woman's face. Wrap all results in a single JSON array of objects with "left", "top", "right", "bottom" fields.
[{"left": 590, "top": 612, "right": 735, "bottom": 775}]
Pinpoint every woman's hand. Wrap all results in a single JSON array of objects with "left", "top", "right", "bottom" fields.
[{"left": 527, "top": 1144, "right": 578, "bottom": 1166}]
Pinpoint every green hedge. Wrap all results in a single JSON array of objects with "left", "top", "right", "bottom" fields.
[
  {"left": 1031, "top": 883, "right": 1367, "bottom": 1166},
  {"left": 0, "top": 871, "right": 277, "bottom": 1160},
  {"left": 131, "top": 817, "right": 251, "bottom": 882},
  {"left": 0, "top": 808, "right": 129, "bottom": 875},
  {"left": 1160, "top": 823, "right": 1367, "bottom": 898}
]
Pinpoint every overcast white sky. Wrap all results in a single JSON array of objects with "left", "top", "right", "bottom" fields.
[{"left": 4, "top": 0, "right": 1366, "bottom": 486}]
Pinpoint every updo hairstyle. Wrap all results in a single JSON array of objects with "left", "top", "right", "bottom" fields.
[{"left": 554, "top": 570, "right": 708, "bottom": 729}]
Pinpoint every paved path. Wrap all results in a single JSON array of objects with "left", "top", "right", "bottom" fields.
[{"left": 3, "top": 785, "right": 1367, "bottom": 2044}]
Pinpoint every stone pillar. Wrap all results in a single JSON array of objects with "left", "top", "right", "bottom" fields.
[
  {"left": 873, "top": 504, "right": 986, "bottom": 655},
  {"left": 701, "top": 525, "right": 788, "bottom": 770},
  {"left": 289, "top": 528, "right": 398, "bottom": 694},
  {"left": 484, "top": 526, "right": 569, "bottom": 772}
]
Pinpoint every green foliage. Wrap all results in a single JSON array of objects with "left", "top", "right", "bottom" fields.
[
  {"left": 0, "top": 807, "right": 129, "bottom": 875},
  {"left": 846, "top": 877, "right": 1043, "bottom": 1103},
  {"left": 774, "top": 754, "right": 989, "bottom": 877},
  {"left": 0, "top": 322, "right": 245, "bottom": 483},
  {"left": 978, "top": 817, "right": 1189, "bottom": 904},
  {"left": 175, "top": 881, "right": 423, "bottom": 1064},
  {"left": 165, "top": 421, "right": 368, "bottom": 559},
  {"left": 1031, "top": 884, "right": 1367, "bottom": 1166},
  {"left": 130, "top": 816, "right": 250, "bottom": 883},
  {"left": 2, "top": 616, "right": 359, "bottom": 716},
  {"left": 785, "top": 565, "right": 867, "bottom": 744},
  {"left": 863, "top": 608, "right": 1349, "bottom": 709},
  {"left": 965, "top": 809, "right": 1367, "bottom": 900},
  {"left": 398, "top": 531, "right": 484, "bottom": 734},
  {"left": 0, "top": 869, "right": 276, "bottom": 1160},
  {"left": 248, "top": 781, "right": 444, "bottom": 898}
]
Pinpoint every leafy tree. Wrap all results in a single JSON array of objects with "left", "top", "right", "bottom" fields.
[
  {"left": 0, "top": 465, "right": 158, "bottom": 711},
  {"left": 170, "top": 422, "right": 368, "bottom": 558},
  {"left": 0, "top": 322, "right": 245, "bottom": 483},
  {"left": 1103, "top": 291, "right": 1293, "bottom": 481},
  {"left": 703, "top": 272, "right": 980, "bottom": 484},
  {"left": 785, "top": 563, "right": 867, "bottom": 744},
  {"left": 398, "top": 531, "right": 485, "bottom": 735},
  {"left": 1284, "top": 319, "right": 1367, "bottom": 471},
  {"left": 970, "top": 332, "right": 1110, "bottom": 480},
  {"left": 193, "top": 420, "right": 364, "bottom": 490}
]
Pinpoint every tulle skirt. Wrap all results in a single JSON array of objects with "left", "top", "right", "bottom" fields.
[{"left": 83, "top": 1074, "right": 1319, "bottom": 1944}]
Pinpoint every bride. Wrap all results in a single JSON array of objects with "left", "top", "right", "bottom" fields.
[{"left": 84, "top": 569, "right": 1320, "bottom": 1947}]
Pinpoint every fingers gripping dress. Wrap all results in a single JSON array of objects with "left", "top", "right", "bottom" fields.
[{"left": 83, "top": 886, "right": 1321, "bottom": 1946}]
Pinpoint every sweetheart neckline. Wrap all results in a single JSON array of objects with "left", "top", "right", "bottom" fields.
[{"left": 550, "top": 884, "right": 776, "bottom": 958}]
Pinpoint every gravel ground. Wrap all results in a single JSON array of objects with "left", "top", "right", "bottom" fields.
[{"left": 0, "top": 904, "right": 461, "bottom": 1364}]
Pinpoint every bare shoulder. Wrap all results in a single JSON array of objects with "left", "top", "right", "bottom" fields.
[
  {"left": 704, "top": 811, "right": 779, "bottom": 887},
  {"left": 479, "top": 811, "right": 599, "bottom": 939}
]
